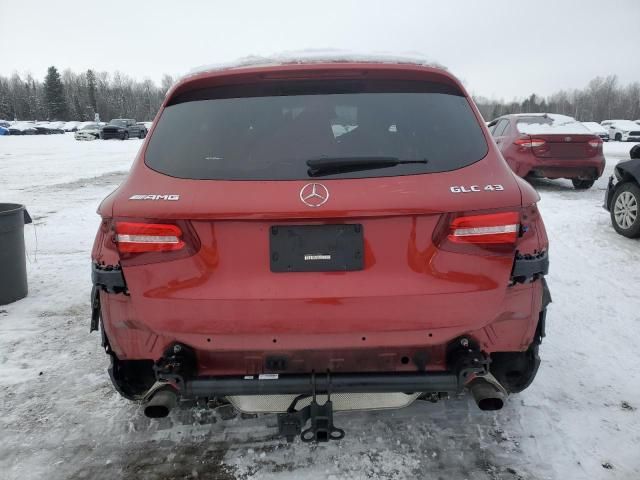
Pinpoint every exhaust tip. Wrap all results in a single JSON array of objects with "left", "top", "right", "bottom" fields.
[
  {"left": 476, "top": 396, "right": 504, "bottom": 411},
  {"left": 144, "top": 404, "right": 171, "bottom": 418},
  {"left": 469, "top": 379, "right": 505, "bottom": 411},
  {"left": 143, "top": 388, "right": 178, "bottom": 418}
]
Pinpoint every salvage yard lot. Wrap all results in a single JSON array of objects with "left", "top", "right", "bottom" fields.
[{"left": 0, "top": 134, "right": 639, "bottom": 480}]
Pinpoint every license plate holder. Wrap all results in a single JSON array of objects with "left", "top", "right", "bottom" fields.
[{"left": 270, "top": 224, "right": 364, "bottom": 272}]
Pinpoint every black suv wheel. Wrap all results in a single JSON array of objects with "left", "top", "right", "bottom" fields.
[
  {"left": 611, "top": 182, "right": 640, "bottom": 238},
  {"left": 572, "top": 179, "right": 595, "bottom": 190}
]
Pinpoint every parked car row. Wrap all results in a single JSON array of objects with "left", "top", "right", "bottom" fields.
[
  {"left": 0, "top": 120, "right": 96, "bottom": 135},
  {"left": 0, "top": 118, "right": 151, "bottom": 140}
]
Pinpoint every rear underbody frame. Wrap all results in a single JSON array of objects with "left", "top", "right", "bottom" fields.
[{"left": 138, "top": 339, "right": 505, "bottom": 442}]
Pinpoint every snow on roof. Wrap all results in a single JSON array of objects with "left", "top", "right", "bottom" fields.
[
  {"left": 511, "top": 113, "right": 575, "bottom": 121},
  {"left": 515, "top": 113, "right": 590, "bottom": 135},
  {"left": 608, "top": 120, "right": 640, "bottom": 129},
  {"left": 582, "top": 122, "right": 607, "bottom": 133},
  {"left": 185, "top": 49, "right": 445, "bottom": 80},
  {"left": 10, "top": 122, "right": 37, "bottom": 130}
]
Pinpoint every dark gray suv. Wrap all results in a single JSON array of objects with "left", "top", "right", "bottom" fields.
[{"left": 100, "top": 118, "right": 147, "bottom": 140}]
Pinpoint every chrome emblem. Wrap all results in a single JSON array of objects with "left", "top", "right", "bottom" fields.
[
  {"left": 299, "top": 183, "right": 329, "bottom": 207},
  {"left": 129, "top": 194, "right": 180, "bottom": 201},
  {"left": 564, "top": 136, "right": 572, "bottom": 142}
]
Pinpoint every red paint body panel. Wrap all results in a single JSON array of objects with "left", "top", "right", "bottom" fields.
[{"left": 93, "top": 62, "right": 549, "bottom": 378}]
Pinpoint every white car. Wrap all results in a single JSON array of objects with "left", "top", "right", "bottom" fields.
[
  {"left": 62, "top": 121, "right": 81, "bottom": 132},
  {"left": 74, "top": 123, "right": 102, "bottom": 141},
  {"left": 582, "top": 121, "right": 610, "bottom": 141},
  {"left": 75, "top": 121, "right": 95, "bottom": 130},
  {"left": 602, "top": 120, "right": 640, "bottom": 142},
  {"left": 48, "top": 121, "right": 67, "bottom": 130}
]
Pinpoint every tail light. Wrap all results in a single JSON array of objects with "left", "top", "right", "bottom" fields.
[
  {"left": 434, "top": 210, "right": 521, "bottom": 255},
  {"left": 514, "top": 138, "right": 547, "bottom": 149},
  {"left": 588, "top": 137, "right": 603, "bottom": 149},
  {"left": 115, "top": 222, "right": 184, "bottom": 252},
  {"left": 448, "top": 212, "right": 519, "bottom": 244},
  {"left": 110, "top": 219, "right": 201, "bottom": 266}
]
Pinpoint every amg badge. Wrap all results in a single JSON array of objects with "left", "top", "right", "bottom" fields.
[{"left": 129, "top": 194, "right": 180, "bottom": 201}]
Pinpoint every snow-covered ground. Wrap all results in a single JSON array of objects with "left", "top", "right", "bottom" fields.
[{"left": 0, "top": 134, "right": 638, "bottom": 480}]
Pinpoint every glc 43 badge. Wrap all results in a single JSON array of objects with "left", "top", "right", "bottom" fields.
[{"left": 450, "top": 184, "right": 504, "bottom": 193}]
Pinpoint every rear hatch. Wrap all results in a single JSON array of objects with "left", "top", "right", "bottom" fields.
[{"left": 108, "top": 71, "right": 526, "bottom": 356}]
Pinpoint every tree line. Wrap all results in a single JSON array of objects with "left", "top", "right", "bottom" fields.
[
  {"left": 1, "top": 67, "right": 639, "bottom": 124},
  {"left": 474, "top": 75, "right": 640, "bottom": 122},
  {"left": 0, "top": 66, "right": 175, "bottom": 122}
]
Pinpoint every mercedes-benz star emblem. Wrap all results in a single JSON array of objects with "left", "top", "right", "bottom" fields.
[{"left": 300, "top": 183, "right": 330, "bottom": 207}]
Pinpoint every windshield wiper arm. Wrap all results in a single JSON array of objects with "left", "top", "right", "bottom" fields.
[{"left": 306, "top": 156, "right": 428, "bottom": 177}]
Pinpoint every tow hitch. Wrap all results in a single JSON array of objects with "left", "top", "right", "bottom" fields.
[{"left": 277, "top": 372, "right": 345, "bottom": 443}]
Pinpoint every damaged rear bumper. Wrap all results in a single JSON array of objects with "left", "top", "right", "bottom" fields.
[
  {"left": 145, "top": 343, "right": 501, "bottom": 442},
  {"left": 511, "top": 250, "right": 549, "bottom": 283},
  {"left": 604, "top": 175, "right": 616, "bottom": 211},
  {"left": 90, "top": 263, "right": 127, "bottom": 332}
]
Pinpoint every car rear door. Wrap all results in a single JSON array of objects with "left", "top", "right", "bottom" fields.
[{"left": 491, "top": 119, "right": 510, "bottom": 151}]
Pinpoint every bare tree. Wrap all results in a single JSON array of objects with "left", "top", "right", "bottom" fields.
[
  {"left": 475, "top": 74, "right": 640, "bottom": 122},
  {"left": 3, "top": 67, "right": 640, "bottom": 123}
]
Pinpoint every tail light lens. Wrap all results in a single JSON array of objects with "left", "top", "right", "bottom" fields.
[
  {"left": 109, "top": 219, "right": 200, "bottom": 266},
  {"left": 115, "top": 222, "right": 185, "bottom": 252},
  {"left": 514, "top": 138, "right": 547, "bottom": 148},
  {"left": 434, "top": 210, "right": 521, "bottom": 255},
  {"left": 448, "top": 212, "right": 520, "bottom": 244},
  {"left": 588, "top": 137, "right": 603, "bottom": 149}
]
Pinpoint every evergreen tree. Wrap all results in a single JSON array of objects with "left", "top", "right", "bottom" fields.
[
  {"left": 86, "top": 69, "right": 97, "bottom": 114},
  {"left": 44, "top": 66, "right": 67, "bottom": 120},
  {"left": 0, "top": 78, "right": 12, "bottom": 119}
]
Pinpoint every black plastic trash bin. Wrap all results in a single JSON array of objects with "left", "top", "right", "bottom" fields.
[{"left": 0, "top": 204, "right": 32, "bottom": 305}]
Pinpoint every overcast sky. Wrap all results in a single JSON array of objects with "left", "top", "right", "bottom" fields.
[{"left": 1, "top": 0, "right": 638, "bottom": 99}]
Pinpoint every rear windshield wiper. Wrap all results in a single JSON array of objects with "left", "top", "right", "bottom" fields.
[{"left": 306, "top": 156, "right": 428, "bottom": 177}]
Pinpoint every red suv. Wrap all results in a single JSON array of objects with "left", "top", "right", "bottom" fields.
[
  {"left": 91, "top": 59, "right": 551, "bottom": 442},
  {"left": 488, "top": 113, "right": 605, "bottom": 189}
]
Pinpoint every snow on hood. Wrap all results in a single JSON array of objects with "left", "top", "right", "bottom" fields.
[
  {"left": 516, "top": 114, "right": 591, "bottom": 135},
  {"left": 186, "top": 49, "right": 445, "bottom": 79}
]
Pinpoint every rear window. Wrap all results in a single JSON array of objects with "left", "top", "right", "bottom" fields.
[{"left": 145, "top": 80, "right": 488, "bottom": 180}]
